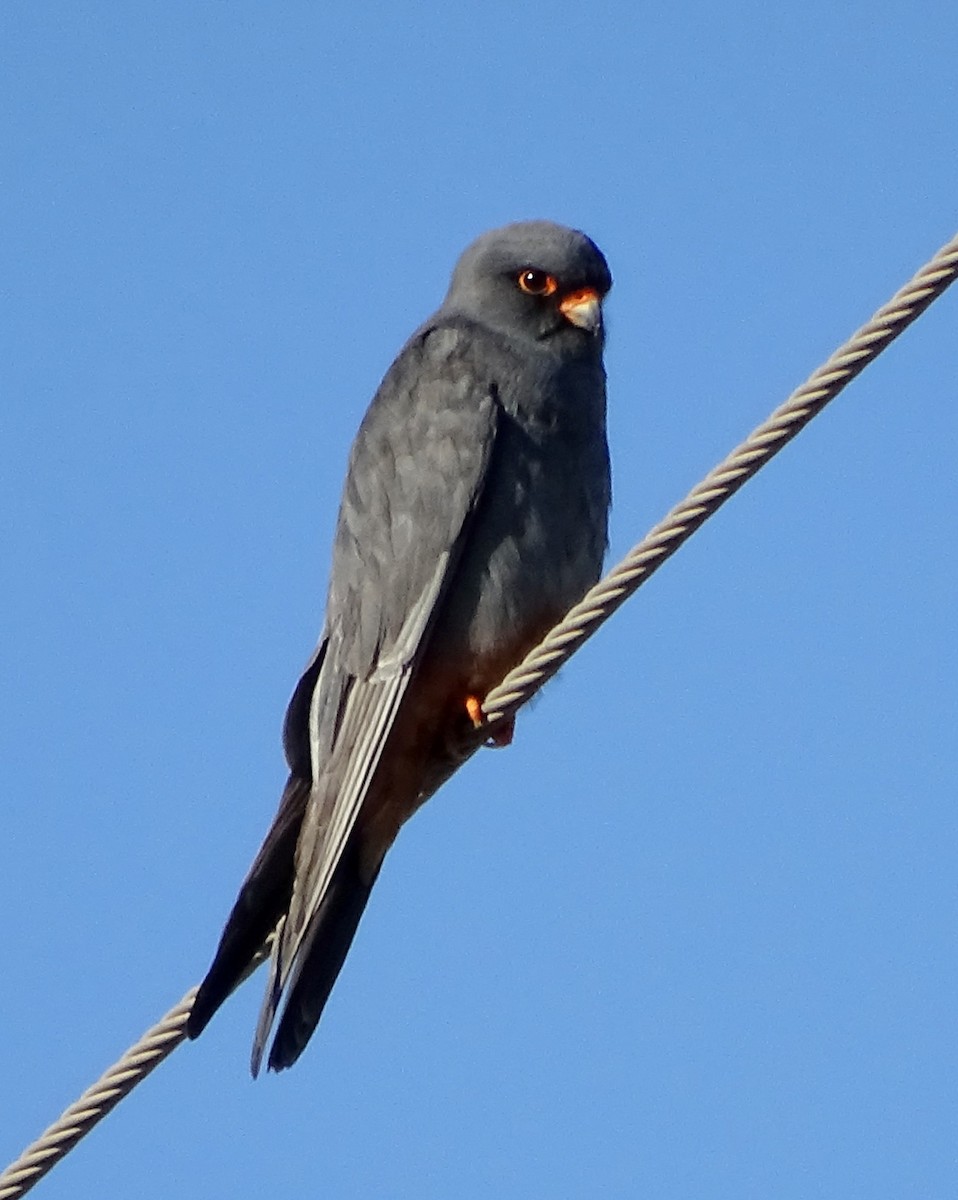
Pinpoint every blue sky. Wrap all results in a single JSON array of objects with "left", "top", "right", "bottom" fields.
[{"left": 3, "top": 4, "right": 958, "bottom": 1197}]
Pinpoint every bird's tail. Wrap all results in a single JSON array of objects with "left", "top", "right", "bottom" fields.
[
  {"left": 187, "top": 774, "right": 309, "bottom": 1040},
  {"left": 253, "top": 834, "right": 379, "bottom": 1074}
]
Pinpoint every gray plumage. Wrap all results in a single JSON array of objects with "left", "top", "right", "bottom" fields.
[{"left": 187, "top": 220, "right": 613, "bottom": 1073}]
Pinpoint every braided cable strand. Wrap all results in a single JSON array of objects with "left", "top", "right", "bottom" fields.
[
  {"left": 2, "top": 230, "right": 956, "bottom": 1199},
  {"left": 0, "top": 990, "right": 195, "bottom": 1199},
  {"left": 481, "top": 230, "right": 958, "bottom": 726},
  {"left": 0, "top": 942, "right": 272, "bottom": 1200}
]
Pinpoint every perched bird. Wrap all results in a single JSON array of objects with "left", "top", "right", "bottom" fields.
[{"left": 187, "top": 220, "right": 613, "bottom": 1074}]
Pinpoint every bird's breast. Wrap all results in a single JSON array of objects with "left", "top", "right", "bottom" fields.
[{"left": 428, "top": 402, "right": 609, "bottom": 689}]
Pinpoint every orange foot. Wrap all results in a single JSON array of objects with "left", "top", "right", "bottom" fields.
[{"left": 464, "top": 695, "right": 515, "bottom": 749}]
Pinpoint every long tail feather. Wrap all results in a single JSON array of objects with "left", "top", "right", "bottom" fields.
[
  {"left": 252, "top": 834, "right": 379, "bottom": 1074},
  {"left": 187, "top": 774, "right": 309, "bottom": 1039}
]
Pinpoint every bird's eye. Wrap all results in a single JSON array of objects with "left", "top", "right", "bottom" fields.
[{"left": 517, "top": 269, "right": 558, "bottom": 296}]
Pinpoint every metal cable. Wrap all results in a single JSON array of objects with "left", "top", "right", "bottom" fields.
[
  {"left": 0, "top": 990, "right": 195, "bottom": 1199},
  {"left": 2, "top": 228, "right": 956, "bottom": 1199},
  {"left": 0, "top": 946, "right": 270, "bottom": 1199},
  {"left": 481, "top": 230, "right": 958, "bottom": 726}
]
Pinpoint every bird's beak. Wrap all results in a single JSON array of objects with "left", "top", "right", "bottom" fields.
[{"left": 558, "top": 287, "right": 602, "bottom": 333}]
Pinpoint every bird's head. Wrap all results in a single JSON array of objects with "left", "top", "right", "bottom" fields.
[{"left": 442, "top": 220, "right": 612, "bottom": 350}]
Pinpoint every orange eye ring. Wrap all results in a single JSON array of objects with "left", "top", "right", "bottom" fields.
[{"left": 517, "top": 269, "right": 558, "bottom": 297}]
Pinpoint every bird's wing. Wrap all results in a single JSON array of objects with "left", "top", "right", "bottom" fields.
[{"left": 251, "top": 321, "right": 502, "bottom": 1071}]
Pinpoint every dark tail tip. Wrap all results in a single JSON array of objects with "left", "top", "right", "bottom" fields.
[
  {"left": 187, "top": 775, "right": 309, "bottom": 1042},
  {"left": 262, "top": 844, "right": 377, "bottom": 1073}
]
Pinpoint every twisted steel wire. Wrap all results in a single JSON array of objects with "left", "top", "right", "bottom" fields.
[
  {"left": 2, "top": 228, "right": 956, "bottom": 1199},
  {"left": 481, "top": 229, "right": 958, "bottom": 726},
  {"left": 0, "top": 945, "right": 271, "bottom": 1199},
  {"left": 0, "top": 990, "right": 196, "bottom": 1199}
]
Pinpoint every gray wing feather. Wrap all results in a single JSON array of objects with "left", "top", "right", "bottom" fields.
[{"left": 251, "top": 323, "right": 500, "bottom": 1072}]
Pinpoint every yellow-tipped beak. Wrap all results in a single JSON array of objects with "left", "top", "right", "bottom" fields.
[{"left": 558, "top": 287, "right": 602, "bottom": 333}]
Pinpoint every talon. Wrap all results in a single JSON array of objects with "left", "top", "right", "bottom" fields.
[
  {"left": 486, "top": 715, "right": 515, "bottom": 748},
  {"left": 464, "top": 695, "right": 514, "bottom": 748}
]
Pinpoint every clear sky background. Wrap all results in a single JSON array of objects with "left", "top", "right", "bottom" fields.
[{"left": 3, "top": 5, "right": 958, "bottom": 1198}]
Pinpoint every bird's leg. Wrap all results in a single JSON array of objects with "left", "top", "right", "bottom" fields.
[{"left": 464, "top": 695, "right": 515, "bottom": 748}]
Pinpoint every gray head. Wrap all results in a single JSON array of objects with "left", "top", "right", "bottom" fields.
[{"left": 442, "top": 221, "right": 612, "bottom": 350}]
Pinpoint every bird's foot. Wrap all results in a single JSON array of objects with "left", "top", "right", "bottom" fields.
[
  {"left": 464, "top": 695, "right": 514, "bottom": 748},
  {"left": 486, "top": 716, "right": 514, "bottom": 747}
]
